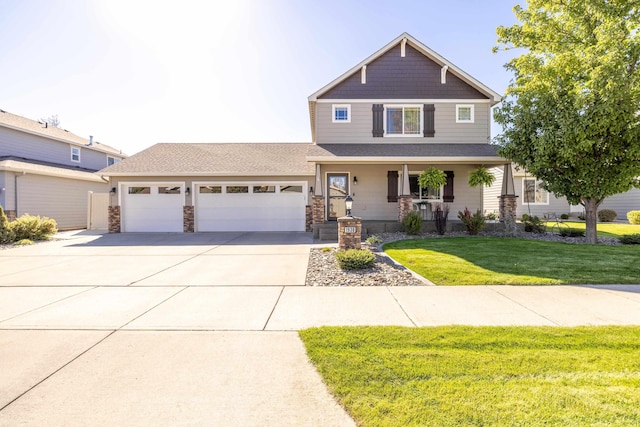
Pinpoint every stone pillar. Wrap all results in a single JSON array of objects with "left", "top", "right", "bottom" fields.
[
  {"left": 338, "top": 216, "right": 361, "bottom": 250},
  {"left": 397, "top": 195, "right": 413, "bottom": 222},
  {"left": 499, "top": 195, "right": 518, "bottom": 237},
  {"left": 108, "top": 206, "right": 121, "bottom": 233},
  {"left": 183, "top": 206, "right": 194, "bottom": 232},
  {"left": 5, "top": 210, "right": 16, "bottom": 222},
  {"left": 312, "top": 196, "right": 325, "bottom": 225}
]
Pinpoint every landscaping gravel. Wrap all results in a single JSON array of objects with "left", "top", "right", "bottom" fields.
[{"left": 305, "top": 230, "right": 621, "bottom": 287}]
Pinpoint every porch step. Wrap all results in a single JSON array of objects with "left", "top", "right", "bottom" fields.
[{"left": 318, "top": 228, "right": 339, "bottom": 241}]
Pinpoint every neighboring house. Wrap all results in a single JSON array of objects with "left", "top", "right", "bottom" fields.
[
  {"left": 101, "top": 33, "right": 506, "bottom": 233},
  {"left": 484, "top": 164, "right": 640, "bottom": 219},
  {"left": 0, "top": 109, "right": 126, "bottom": 229}
]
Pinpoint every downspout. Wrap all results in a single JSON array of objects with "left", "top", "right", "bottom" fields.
[{"left": 15, "top": 171, "right": 25, "bottom": 216}]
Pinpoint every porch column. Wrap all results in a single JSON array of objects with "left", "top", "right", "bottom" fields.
[
  {"left": 398, "top": 164, "right": 413, "bottom": 222},
  {"left": 314, "top": 164, "right": 323, "bottom": 197},
  {"left": 499, "top": 163, "right": 518, "bottom": 237},
  {"left": 312, "top": 164, "right": 325, "bottom": 225}
]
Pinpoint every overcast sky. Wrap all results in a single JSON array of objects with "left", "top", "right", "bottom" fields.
[{"left": 0, "top": 0, "right": 521, "bottom": 155}]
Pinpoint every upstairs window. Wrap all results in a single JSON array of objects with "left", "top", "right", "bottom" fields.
[
  {"left": 107, "top": 156, "right": 120, "bottom": 166},
  {"left": 384, "top": 105, "right": 421, "bottom": 136},
  {"left": 523, "top": 179, "right": 549, "bottom": 205},
  {"left": 456, "top": 104, "right": 474, "bottom": 123},
  {"left": 70, "top": 146, "right": 81, "bottom": 162},
  {"left": 332, "top": 104, "right": 351, "bottom": 123}
]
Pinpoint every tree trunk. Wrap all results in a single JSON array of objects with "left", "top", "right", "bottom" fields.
[{"left": 583, "top": 198, "right": 599, "bottom": 244}]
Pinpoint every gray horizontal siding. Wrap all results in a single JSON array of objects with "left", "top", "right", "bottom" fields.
[
  {"left": 319, "top": 44, "right": 488, "bottom": 100},
  {"left": 0, "top": 171, "right": 6, "bottom": 210},
  {"left": 600, "top": 189, "right": 640, "bottom": 219},
  {"left": 0, "top": 127, "right": 118, "bottom": 171},
  {"left": 483, "top": 166, "right": 503, "bottom": 214},
  {"left": 316, "top": 103, "right": 490, "bottom": 144}
]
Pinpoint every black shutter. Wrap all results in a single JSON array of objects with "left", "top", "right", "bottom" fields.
[
  {"left": 387, "top": 171, "right": 398, "bottom": 202},
  {"left": 423, "top": 104, "right": 435, "bottom": 137},
  {"left": 372, "top": 104, "right": 384, "bottom": 137},
  {"left": 443, "top": 171, "right": 454, "bottom": 202}
]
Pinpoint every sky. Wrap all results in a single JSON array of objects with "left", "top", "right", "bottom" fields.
[{"left": 0, "top": 0, "right": 521, "bottom": 156}]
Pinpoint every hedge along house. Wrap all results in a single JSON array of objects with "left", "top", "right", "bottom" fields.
[{"left": 101, "top": 33, "right": 509, "bottom": 233}]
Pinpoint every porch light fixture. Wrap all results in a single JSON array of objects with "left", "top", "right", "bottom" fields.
[
  {"left": 345, "top": 195, "right": 353, "bottom": 217},
  {"left": 110, "top": 187, "right": 116, "bottom": 195},
  {"left": 309, "top": 186, "right": 314, "bottom": 194},
  {"left": 185, "top": 187, "right": 191, "bottom": 196},
  {"left": 353, "top": 176, "right": 358, "bottom": 185}
]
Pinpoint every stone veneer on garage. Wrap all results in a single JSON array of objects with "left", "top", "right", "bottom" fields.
[
  {"left": 108, "top": 206, "right": 121, "bottom": 233},
  {"left": 183, "top": 206, "right": 194, "bottom": 233}
]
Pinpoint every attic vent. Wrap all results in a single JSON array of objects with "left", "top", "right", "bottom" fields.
[
  {"left": 361, "top": 65, "right": 367, "bottom": 84},
  {"left": 441, "top": 65, "right": 449, "bottom": 84},
  {"left": 401, "top": 38, "right": 407, "bottom": 57}
]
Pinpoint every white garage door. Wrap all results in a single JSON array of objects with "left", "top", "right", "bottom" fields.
[
  {"left": 122, "top": 185, "right": 184, "bottom": 232},
  {"left": 195, "top": 183, "right": 306, "bottom": 232}
]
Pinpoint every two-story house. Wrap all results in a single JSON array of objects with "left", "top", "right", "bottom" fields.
[
  {"left": 101, "top": 33, "right": 506, "bottom": 233},
  {"left": 0, "top": 109, "right": 126, "bottom": 229}
]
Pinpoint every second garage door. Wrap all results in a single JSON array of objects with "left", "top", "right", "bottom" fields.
[{"left": 195, "top": 183, "right": 306, "bottom": 232}]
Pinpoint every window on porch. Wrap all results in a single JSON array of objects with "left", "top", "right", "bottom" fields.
[{"left": 409, "top": 175, "right": 442, "bottom": 201}]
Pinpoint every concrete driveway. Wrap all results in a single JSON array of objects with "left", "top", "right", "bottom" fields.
[{"left": 1, "top": 231, "right": 639, "bottom": 426}]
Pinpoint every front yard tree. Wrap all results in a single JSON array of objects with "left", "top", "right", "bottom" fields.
[{"left": 493, "top": 0, "right": 640, "bottom": 244}]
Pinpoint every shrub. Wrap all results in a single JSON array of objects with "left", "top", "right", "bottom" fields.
[
  {"left": 14, "top": 239, "right": 34, "bottom": 246},
  {"left": 9, "top": 214, "right": 57, "bottom": 241},
  {"left": 457, "top": 208, "right": 486, "bottom": 235},
  {"left": 559, "top": 228, "right": 585, "bottom": 237},
  {"left": 433, "top": 203, "right": 450, "bottom": 235},
  {"left": 335, "top": 249, "right": 376, "bottom": 270},
  {"left": 522, "top": 215, "right": 546, "bottom": 233},
  {"left": 598, "top": 209, "right": 617, "bottom": 222},
  {"left": 402, "top": 211, "right": 422, "bottom": 235},
  {"left": 0, "top": 206, "right": 15, "bottom": 244},
  {"left": 560, "top": 213, "right": 570, "bottom": 220},
  {"left": 366, "top": 235, "right": 382, "bottom": 245},
  {"left": 619, "top": 234, "right": 640, "bottom": 244},
  {"left": 577, "top": 213, "right": 586, "bottom": 220},
  {"left": 627, "top": 210, "right": 640, "bottom": 225},
  {"left": 321, "top": 247, "right": 332, "bottom": 252}
]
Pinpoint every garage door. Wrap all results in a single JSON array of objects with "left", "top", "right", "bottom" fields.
[
  {"left": 195, "top": 183, "right": 306, "bottom": 231},
  {"left": 122, "top": 185, "right": 184, "bottom": 232}
]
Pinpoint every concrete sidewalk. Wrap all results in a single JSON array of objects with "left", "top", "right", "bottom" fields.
[{"left": 1, "top": 232, "right": 639, "bottom": 426}]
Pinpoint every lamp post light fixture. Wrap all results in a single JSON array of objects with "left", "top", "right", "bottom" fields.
[{"left": 345, "top": 194, "right": 353, "bottom": 217}]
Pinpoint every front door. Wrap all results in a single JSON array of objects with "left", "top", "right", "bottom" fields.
[{"left": 327, "top": 173, "right": 349, "bottom": 221}]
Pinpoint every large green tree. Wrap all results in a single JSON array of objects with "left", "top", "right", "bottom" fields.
[{"left": 493, "top": 0, "right": 640, "bottom": 244}]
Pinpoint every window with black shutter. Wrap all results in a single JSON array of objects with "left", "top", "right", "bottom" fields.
[
  {"left": 387, "top": 171, "right": 398, "bottom": 202},
  {"left": 423, "top": 104, "right": 435, "bottom": 137},
  {"left": 443, "top": 171, "right": 454, "bottom": 202}
]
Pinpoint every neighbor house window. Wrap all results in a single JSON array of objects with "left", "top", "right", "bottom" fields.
[
  {"left": 409, "top": 175, "right": 442, "bottom": 200},
  {"left": 332, "top": 104, "right": 351, "bottom": 123},
  {"left": 384, "top": 105, "right": 421, "bottom": 135},
  {"left": 71, "top": 146, "right": 81, "bottom": 162},
  {"left": 523, "top": 179, "right": 549, "bottom": 204},
  {"left": 456, "top": 105, "right": 474, "bottom": 123},
  {"left": 107, "top": 156, "right": 120, "bottom": 166}
]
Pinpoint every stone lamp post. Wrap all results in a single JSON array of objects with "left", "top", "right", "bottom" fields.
[{"left": 338, "top": 195, "right": 361, "bottom": 250}]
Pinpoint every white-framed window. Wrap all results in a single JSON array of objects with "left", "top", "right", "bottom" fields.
[
  {"left": 332, "top": 104, "right": 351, "bottom": 123},
  {"left": 384, "top": 105, "right": 422, "bottom": 136},
  {"left": 408, "top": 174, "right": 442, "bottom": 201},
  {"left": 522, "top": 178, "right": 549, "bottom": 205},
  {"left": 107, "top": 156, "right": 120, "bottom": 166},
  {"left": 456, "top": 104, "right": 474, "bottom": 123},
  {"left": 70, "top": 146, "right": 81, "bottom": 162}
]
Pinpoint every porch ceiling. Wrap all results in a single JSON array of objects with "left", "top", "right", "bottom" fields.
[{"left": 307, "top": 143, "right": 506, "bottom": 165}]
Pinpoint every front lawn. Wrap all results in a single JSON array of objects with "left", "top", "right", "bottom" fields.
[
  {"left": 383, "top": 237, "right": 640, "bottom": 285},
  {"left": 300, "top": 326, "right": 640, "bottom": 427}
]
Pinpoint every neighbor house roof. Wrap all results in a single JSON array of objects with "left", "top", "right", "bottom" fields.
[
  {"left": 100, "top": 143, "right": 316, "bottom": 176},
  {"left": 0, "top": 157, "right": 106, "bottom": 182},
  {"left": 307, "top": 144, "right": 504, "bottom": 164},
  {"left": 307, "top": 32, "right": 503, "bottom": 141},
  {"left": 0, "top": 109, "right": 125, "bottom": 157}
]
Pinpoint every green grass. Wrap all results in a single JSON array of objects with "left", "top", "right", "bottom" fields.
[
  {"left": 300, "top": 326, "right": 640, "bottom": 427},
  {"left": 383, "top": 237, "right": 640, "bottom": 285},
  {"left": 547, "top": 221, "right": 640, "bottom": 238}
]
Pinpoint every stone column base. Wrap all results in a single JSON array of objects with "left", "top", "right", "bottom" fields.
[
  {"left": 108, "top": 206, "right": 121, "bottom": 233},
  {"left": 183, "top": 206, "right": 194, "bottom": 232},
  {"left": 397, "top": 195, "right": 413, "bottom": 222},
  {"left": 305, "top": 205, "right": 312, "bottom": 232},
  {"left": 499, "top": 195, "right": 518, "bottom": 237},
  {"left": 312, "top": 196, "right": 325, "bottom": 225},
  {"left": 338, "top": 216, "right": 362, "bottom": 250}
]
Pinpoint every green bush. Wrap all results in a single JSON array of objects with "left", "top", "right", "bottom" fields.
[
  {"left": 598, "top": 209, "right": 617, "bottom": 222},
  {"left": 0, "top": 206, "right": 15, "bottom": 244},
  {"left": 14, "top": 239, "right": 34, "bottom": 246},
  {"left": 522, "top": 215, "right": 546, "bottom": 233},
  {"left": 627, "top": 210, "right": 640, "bottom": 225},
  {"left": 559, "top": 228, "right": 585, "bottom": 237},
  {"left": 619, "top": 234, "right": 640, "bottom": 244},
  {"left": 560, "top": 213, "right": 570, "bottom": 220},
  {"left": 366, "top": 235, "right": 382, "bottom": 245},
  {"left": 457, "top": 208, "right": 486, "bottom": 235},
  {"left": 9, "top": 214, "right": 58, "bottom": 241},
  {"left": 335, "top": 249, "right": 376, "bottom": 270},
  {"left": 402, "top": 211, "right": 422, "bottom": 235}
]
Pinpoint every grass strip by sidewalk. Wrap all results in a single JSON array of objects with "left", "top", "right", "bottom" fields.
[
  {"left": 383, "top": 237, "right": 640, "bottom": 285},
  {"left": 300, "top": 326, "right": 640, "bottom": 427},
  {"left": 547, "top": 221, "right": 640, "bottom": 238}
]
